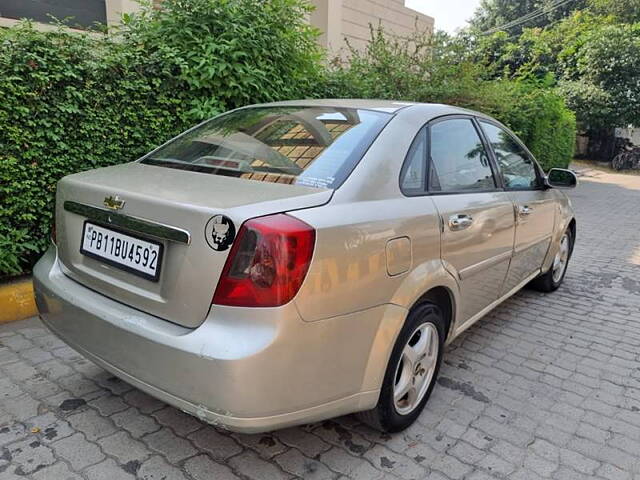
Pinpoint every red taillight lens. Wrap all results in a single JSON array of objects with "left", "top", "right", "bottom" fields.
[{"left": 212, "top": 214, "right": 315, "bottom": 307}]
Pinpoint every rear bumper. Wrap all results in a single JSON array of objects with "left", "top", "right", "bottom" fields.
[{"left": 33, "top": 246, "right": 405, "bottom": 433}]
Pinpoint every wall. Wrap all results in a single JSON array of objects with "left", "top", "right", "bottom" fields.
[
  {"left": 615, "top": 127, "right": 640, "bottom": 147},
  {"left": 309, "top": 0, "right": 434, "bottom": 54},
  {"left": 1, "top": 1, "right": 434, "bottom": 51}
]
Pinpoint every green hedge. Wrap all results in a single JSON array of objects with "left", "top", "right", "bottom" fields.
[
  {"left": 322, "top": 29, "right": 576, "bottom": 170},
  {"left": 0, "top": 0, "right": 321, "bottom": 276},
  {"left": 0, "top": 26, "right": 188, "bottom": 275},
  {"left": 0, "top": 4, "right": 576, "bottom": 277}
]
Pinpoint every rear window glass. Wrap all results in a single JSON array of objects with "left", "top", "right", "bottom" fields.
[{"left": 141, "top": 106, "right": 391, "bottom": 189}]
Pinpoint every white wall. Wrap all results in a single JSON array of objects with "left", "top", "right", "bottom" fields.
[{"left": 615, "top": 127, "right": 640, "bottom": 146}]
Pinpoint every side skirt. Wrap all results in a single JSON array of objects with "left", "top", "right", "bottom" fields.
[{"left": 450, "top": 269, "right": 541, "bottom": 340}]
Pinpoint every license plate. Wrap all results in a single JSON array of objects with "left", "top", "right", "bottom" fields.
[{"left": 80, "top": 222, "right": 163, "bottom": 281}]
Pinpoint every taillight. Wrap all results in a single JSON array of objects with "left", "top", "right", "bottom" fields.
[{"left": 212, "top": 214, "right": 315, "bottom": 307}]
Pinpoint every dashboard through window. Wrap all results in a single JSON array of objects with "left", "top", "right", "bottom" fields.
[
  {"left": 428, "top": 119, "right": 496, "bottom": 192},
  {"left": 141, "top": 106, "right": 390, "bottom": 189}
]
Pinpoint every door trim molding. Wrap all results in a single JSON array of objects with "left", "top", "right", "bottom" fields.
[
  {"left": 514, "top": 234, "right": 552, "bottom": 255},
  {"left": 458, "top": 250, "right": 512, "bottom": 281}
]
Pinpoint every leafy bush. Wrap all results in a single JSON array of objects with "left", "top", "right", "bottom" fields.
[
  {"left": 121, "top": 0, "right": 322, "bottom": 121},
  {"left": 324, "top": 28, "right": 576, "bottom": 170},
  {"left": 0, "top": 24, "right": 187, "bottom": 277},
  {"left": 0, "top": 0, "right": 322, "bottom": 277},
  {"left": 0, "top": 4, "right": 575, "bottom": 277}
]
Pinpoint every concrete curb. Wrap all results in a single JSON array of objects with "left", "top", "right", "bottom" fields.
[{"left": 0, "top": 278, "right": 37, "bottom": 324}]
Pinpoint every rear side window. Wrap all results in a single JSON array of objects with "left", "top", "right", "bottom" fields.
[
  {"left": 429, "top": 119, "right": 496, "bottom": 192},
  {"left": 141, "top": 106, "right": 390, "bottom": 189},
  {"left": 400, "top": 128, "right": 427, "bottom": 193},
  {"left": 480, "top": 121, "right": 541, "bottom": 190}
]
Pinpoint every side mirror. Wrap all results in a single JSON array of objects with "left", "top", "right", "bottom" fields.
[{"left": 546, "top": 168, "right": 578, "bottom": 189}]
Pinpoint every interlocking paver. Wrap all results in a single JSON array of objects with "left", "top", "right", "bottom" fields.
[
  {"left": 230, "top": 431, "right": 289, "bottom": 459},
  {"left": 98, "top": 431, "right": 151, "bottom": 464},
  {"left": 86, "top": 459, "right": 136, "bottom": 480},
  {"left": 144, "top": 427, "right": 197, "bottom": 463},
  {"left": 89, "top": 393, "right": 129, "bottom": 416},
  {"left": 66, "top": 409, "right": 117, "bottom": 441},
  {"left": 123, "top": 389, "right": 165, "bottom": 414},
  {"left": 152, "top": 406, "right": 203, "bottom": 437},
  {"left": 274, "top": 448, "right": 337, "bottom": 479},
  {"left": 31, "top": 461, "right": 83, "bottom": 480},
  {"left": 137, "top": 455, "right": 189, "bottom": 480},
  {"left": 184, "top": 454, "right": 241, "bottom": 480},
  {"left": 51, "top": 433, "right": 104, "bottom": 470},
  {"left": 188, "top": 426, "right": 243, "bottom": 461},
  {"left": 228, "top": 451, "right": 291, "bottom": 480},
  {"left": 1, "top": 394, "right": 39, "bottom": 420},
  {"left": 364, "top": 444, "right": 427, "bottom": 479},
  {"left": 0, "top": 438, "right": 56, "bottom": 476},
  {"left": 26, "top": 412, "right": 74, "bottom": 444},
  {"left": 276, "top": 427, "right": 331, "bottom": 457},
  {"left": 2, "top": 167, "right": 640, "bottom": 479},
  {"left": 319, "top": 447, "right": 385, "bottom": 480},
  {"left": 111, "top": 407, "right": 160, "bottom": 438}
]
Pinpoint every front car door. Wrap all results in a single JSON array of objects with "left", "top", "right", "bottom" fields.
[
  {"left": 426, "top": 117, "right": 516, "bottom": 329},
  {"left": 478, "top": 120, "right": 555, "bottom": 294}
]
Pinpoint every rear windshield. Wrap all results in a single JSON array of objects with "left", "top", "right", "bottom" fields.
[{"left": 141, "top": 106, "right": 390, "bottom": 189}]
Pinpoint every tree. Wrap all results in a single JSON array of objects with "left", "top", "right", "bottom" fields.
[
  {"left": 473, "top": 5, "right": 640, "bottom": 159},
  {"left": 469, "top": 0, "right": 587, "bottom": 34},
  {"left": 470, "top": 0, "right": 537, "bottom": 33},
  {"left": 588, "top": 0, "right": 640, "bottom": 22},
  {"left": 558, "top": 22, "right": 640, "bottom": 156}
]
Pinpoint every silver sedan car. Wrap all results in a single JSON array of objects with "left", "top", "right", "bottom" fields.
[{"left": 34, "top": 100, "right": 577, "bottom": 433}]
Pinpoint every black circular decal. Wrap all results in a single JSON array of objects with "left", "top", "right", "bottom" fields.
[{"left": 205, "top": 215, "right": 236, "bottom": 252}]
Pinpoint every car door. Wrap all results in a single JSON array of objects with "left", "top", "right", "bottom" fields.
[
  {"left": 426, "top": 117, "right": 516, "bottom": 328},
  {"left": 478, "top": 120, "right": 555, "bottom": 294}
]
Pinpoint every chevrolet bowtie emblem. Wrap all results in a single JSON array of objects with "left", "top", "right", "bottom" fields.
[{"left": 103, "top": 195, "right": 125, "bottom": 211}]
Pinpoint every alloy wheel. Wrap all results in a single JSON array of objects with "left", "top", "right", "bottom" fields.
[
  {"left": 552, "top": 233, "right": 570, "bottom": 283},
  {"left": 393, "top": 322, "right": 439, "bottom": 415}
]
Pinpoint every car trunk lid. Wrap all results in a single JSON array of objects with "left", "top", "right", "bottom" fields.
[{"left": 55, "top": 162, "right": 331, "bottom": 328}]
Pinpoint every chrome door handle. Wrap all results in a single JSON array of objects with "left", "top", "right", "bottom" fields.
[
  {"left": 449, "top": 214, "right": 473, "bottom": 231},
  {"left": 519, "top": 205, "right": 533, "bottom": 216}
]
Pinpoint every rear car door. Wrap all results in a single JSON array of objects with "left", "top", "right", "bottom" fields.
[
  {"left": 426, "top": 117, "right": 515, "bottom": 327},
  {"left": 478, "top": 120, "right": 555, "bottom": 294}
]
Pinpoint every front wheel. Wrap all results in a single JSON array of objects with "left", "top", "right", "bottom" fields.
[
  {"left": 612, "top": 153, "right": 626, "bottom": 171},
  {"left": 530, "top": 229, "right": 573, "bottom": 292},
  {"left": 357, "top": 303, "right": 445, "bottom": 432}
]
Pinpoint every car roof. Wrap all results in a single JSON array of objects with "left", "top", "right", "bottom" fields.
[{"left": 253, "top": 99, "right": 487, "bottom": 117}]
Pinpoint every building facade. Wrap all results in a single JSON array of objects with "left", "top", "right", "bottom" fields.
[
  {"left": 309, "top": 0, "right": 434, "bottom": 54},
  {"left": 0, "top": 0, "right": 433, "bottom": 51},
  {"left": 0, "top": 0, "right": 139, "bottom": 31}
]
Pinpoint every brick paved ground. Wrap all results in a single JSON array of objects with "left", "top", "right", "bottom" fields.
[{"left": 2, "top": 167, "right": 640, "bottom": 480}]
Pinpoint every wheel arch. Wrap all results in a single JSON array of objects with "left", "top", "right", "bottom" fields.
[
  {"left": 412, "top": 286, "right": 456, "bottom": 342},
  {"left": 568, "top": 217, "right": 577, "bottom": 251}
]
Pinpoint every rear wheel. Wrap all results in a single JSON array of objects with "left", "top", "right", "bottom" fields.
[
  {"left": 357, "top": 303, "right": 445, "bottom": 432},
  {"left": 530, "top": 229, "right": 572, "bottom": 292}
]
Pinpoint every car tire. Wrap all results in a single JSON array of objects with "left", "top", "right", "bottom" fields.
[
  {"left": 530, "top": 229, "right": 573, "bottom": 293},
  {"left": 357, "top": 302, "right": 445, "bottom": 433}
]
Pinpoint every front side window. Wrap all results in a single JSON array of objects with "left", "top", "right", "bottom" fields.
[
  {"left": 142, "top": 106, "right": 391, "bottom": 189},
  {"left": 480, "top": 121, "right": 540, "bottom": 190},
  {"left": 429, "top": 119, "right": 496, "bottom": 192}
]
